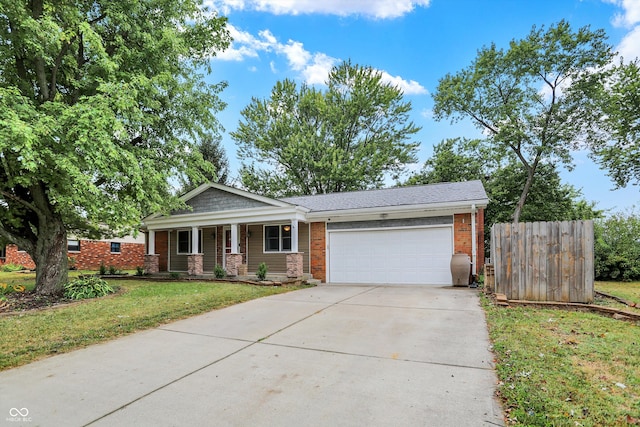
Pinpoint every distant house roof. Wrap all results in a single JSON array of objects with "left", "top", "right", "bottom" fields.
[{"left": 280, "top": 180, "right": 488, "bottom": 212}]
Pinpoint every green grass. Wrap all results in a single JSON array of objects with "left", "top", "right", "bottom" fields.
[
  {"left": 0, "top": 272, "right": 309, "bottom": 371},
  {"left": 483, "top": 282, "right": 640, "bottom": 426},
  {"left": 597, "top": 281, "right": 640, "bottom": 306}
]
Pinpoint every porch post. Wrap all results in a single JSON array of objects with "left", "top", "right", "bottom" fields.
[
  {"left": 144, "top": 230, "right": 159, "bottom": 274},
  {"left": 225, "top": 223, "right": 243, "bottom": 277},
  {"left": 191, "top": 226, "right": 199, "bottom": 254},
  {"left": 230, "top": 223, "right": 239, "bottom": 254},
  {"left": 148, "top": 230, "right": 155, "bottom": 255},
  {"left": 290, "top": 219, "right": 298, "bottom": 253},
  {"left": 188, "top": 226, "right": 203, "bottom": 276}
]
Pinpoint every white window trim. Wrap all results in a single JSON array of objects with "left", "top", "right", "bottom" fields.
[
  {"left": 176, "top": 229, "right": 203, "bottom": 255},
  {"left": 263, "top": 224, "right": 292, "bottom": 253}
]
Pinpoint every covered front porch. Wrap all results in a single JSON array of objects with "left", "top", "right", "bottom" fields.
[{"left": 144, "top": 221, "right": 311, "bottom": 279}]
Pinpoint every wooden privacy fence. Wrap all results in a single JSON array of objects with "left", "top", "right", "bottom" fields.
[{"left": 490, "top": 221, "right": 594, "bottom": 303}]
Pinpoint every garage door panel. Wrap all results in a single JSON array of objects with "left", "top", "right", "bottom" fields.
[{"left": 328, "top": 227, "right": 453, "bottom": 285}]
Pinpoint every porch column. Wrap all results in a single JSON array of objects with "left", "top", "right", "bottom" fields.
[
  {"left": 148, "top": 230, "right": 156, "bottom": 255},
  {"left": 290, "top": 219, "right": 298, "bottom": 253},
  {"left": 191, "top": 226, "right": 200, "bottom": 254},
  {"left": 226, "top": 223, "right": 242, "bottom": 277},
  {"left": 230, "top": 223, "right": 239, "bottom": 253},
  {"left": 188, "top": 226, "right": 203, "bottom": 276},
  {"left": 144, "top": 230, "right": 159, "bottom": 274},
  {"left": 286, "top": 252, "right": 304, "bottom": 279}
]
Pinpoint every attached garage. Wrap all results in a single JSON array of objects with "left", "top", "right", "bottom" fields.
[{"left": 327, "top": 221, "right": 454, "bottom": 285}]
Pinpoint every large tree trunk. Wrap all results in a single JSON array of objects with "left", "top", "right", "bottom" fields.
[{"left": 32, "top": 214, "right": 68, "bottom": 296}]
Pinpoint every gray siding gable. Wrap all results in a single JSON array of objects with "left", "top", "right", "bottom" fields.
[{"left": 172, "top": 188, "right": 272, "bottom": 215}]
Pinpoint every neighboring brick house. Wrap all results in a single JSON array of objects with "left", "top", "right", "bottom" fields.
[
  {"left": 142, "top": 181, "right": 488, "bottom": 285},
  {"left": 0, "top": 235, "right": 145, "bottom": 271}
]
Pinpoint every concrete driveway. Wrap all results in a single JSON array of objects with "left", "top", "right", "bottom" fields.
[{"left": 0, "top": 285, "right": 504, "bottom": 426}]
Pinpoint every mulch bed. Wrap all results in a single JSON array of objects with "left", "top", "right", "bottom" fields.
[{"left": 0, "top": 292, "right": 75, "bottom": 314}]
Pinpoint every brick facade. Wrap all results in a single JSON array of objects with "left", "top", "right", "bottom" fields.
[
  {"left": 2, "top": 245, "right": 36, "bottom": 269},
  {"left": 453, "top": 209, "right": 485, "bottom": 275},
  {"left": 310, "top": 222, "right": 326, "bottom": 282},
  {"left": 2, "top": 240, "right": 145, "bottom": 271}
]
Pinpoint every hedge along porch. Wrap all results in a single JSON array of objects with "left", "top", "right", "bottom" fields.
[{"left": 142, "top": 181, "right": 488, "bottom": 285}]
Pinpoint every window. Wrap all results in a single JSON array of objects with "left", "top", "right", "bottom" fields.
[
  {"left": 177, "top": 230, "right": 202, "bottom": 254},
  {"left": 264, "top": 224, "right": 292, "bottom": 252},
  {"left": 110, "top": 242, "right": 121, "bottom": 253},
  {"left": 67, "top": 240, "right": 81, "bottom": 252}
]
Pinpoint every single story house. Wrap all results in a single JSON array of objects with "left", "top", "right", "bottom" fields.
[
  {"left": 142, "top": 181, "right": 488, "bottom": 285},
  {"left": 0, "top": 235, "right": 145, "bottom": 271}
]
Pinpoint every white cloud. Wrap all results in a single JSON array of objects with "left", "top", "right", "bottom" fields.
[
  {"left": 420, "top": 108, "right": 433, "bottom": 120},
  {"left": 617, "top": 24, "right": 640, "bottom": 60},
  {"left": 608, "top": 0, "right": 640, "bottom": 27},
  {"left": 214, "top": 25, "right": 425, "bottom": 92},
  {"left": 301, "top": 53, "right": 338, "bottom": 84},
  {"left": 381, "top": 71, "right": 428, "bottom": 95},
  {"left": 215, "top": 24, "right": 273, "bottom": 61},
  {"left": 207, "top": 0, "right": 431, "bottom": 19},
  {"left": 280, "top": 40, "right": 312, "bottom": 70}
]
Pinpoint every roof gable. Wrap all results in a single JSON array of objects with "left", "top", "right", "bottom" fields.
[{"left": 177, "top": 183, "right": 292, "bottom": 215}]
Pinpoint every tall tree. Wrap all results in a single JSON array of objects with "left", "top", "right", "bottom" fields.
[
  {"left": 232, "top": 61, "right": 420, "bottom": 197},
  {"left": 406, "top": 137, "right": 601, "bottom": 238},
  {"left": 181, "top": 135, "right": 231, "bottom": 193},
  {"left": 581, "top": 59, "right": 640, "bottom": 188},
  {"left": 0, "top": 0, "right": 230, "bottom": 294},
  {"left": 433, "top": 20, "right": 613, "bottom": 223}
]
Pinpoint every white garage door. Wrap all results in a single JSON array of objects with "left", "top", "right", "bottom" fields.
[{"left": 328, "top": 227, "right": 453, "bottom": 285}]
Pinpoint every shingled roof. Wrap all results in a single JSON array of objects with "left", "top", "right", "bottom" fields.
[{"left": 280, "top": 180, "right": 488, "bottom": 212}]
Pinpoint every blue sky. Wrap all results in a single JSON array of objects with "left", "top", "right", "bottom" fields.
[{"left": 204, "top": 0, "right": 640, "bottom": 213}]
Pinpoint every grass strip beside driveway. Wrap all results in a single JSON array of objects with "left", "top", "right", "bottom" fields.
[
  {"left": 483, "top": 291, "right": 640, "bottom": 426},
  {"left": 0, "top": 280, "right": 307, "bottom": 371}
]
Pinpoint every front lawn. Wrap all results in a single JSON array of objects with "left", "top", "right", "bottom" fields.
[
  {"left": 0, "top": 272, "right": 308, "bottom": 371},
  {"left": 484, "top": 281, "right": 640, "bottom": 426}
]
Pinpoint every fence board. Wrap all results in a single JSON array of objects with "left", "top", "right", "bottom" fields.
[{"left": 491, "top": 220, "right": 594, "bottom": 303}]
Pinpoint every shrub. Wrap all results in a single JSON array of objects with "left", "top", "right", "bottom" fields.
[
  {"left": 214, "top": 264, "right": 226, "bottom": 279},
  {"left": 108, "top": 265, "right": 118, "bottom": 275},
  {"left": 68, "top": 256, "right": 77, "bottom": 270},
  {"left": 1, "top": 263, "right": 25, "bottom": 272},
  {"left": 63, "top": 276, "right": 114, "bottom": 300},
  {"left": 594, "top": 208, "right": 640, "bottom": 281},
  {"left": 99, "top": 262, "right": 107, "bottom": 275},
  {"left": 257, "top": 262, "right": 268, "bottom": 281},
  {"left": 135, "top": 266, "right": 144, "bottom": 276},
  {"left": 169, "top": 272, "right": 181, "bottom": 279}
]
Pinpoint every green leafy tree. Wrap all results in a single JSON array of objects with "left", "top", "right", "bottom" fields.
[
  {"left": 582, "top": 60, "right": 640, "bottom": 188},
  {"left": 181, "top": 135, "right": 231, "bottom": 193},
  {"left": 433, "top": 20, "right": 613, "bottom": 223},
  {"left": 0, "top": 0, "right": 230, "bottom": 295},
  {"left": 233, "top": 61, "right": 420, "bottom": 197},
  {"left": 405, "top": 138, "right": 496, "bottom": 186},
  {"left": 594, "top": 208, "right": 640, "bottom": 281},
  {"left": 406, "top": 138, "right": 602, "bottom": 256}
]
